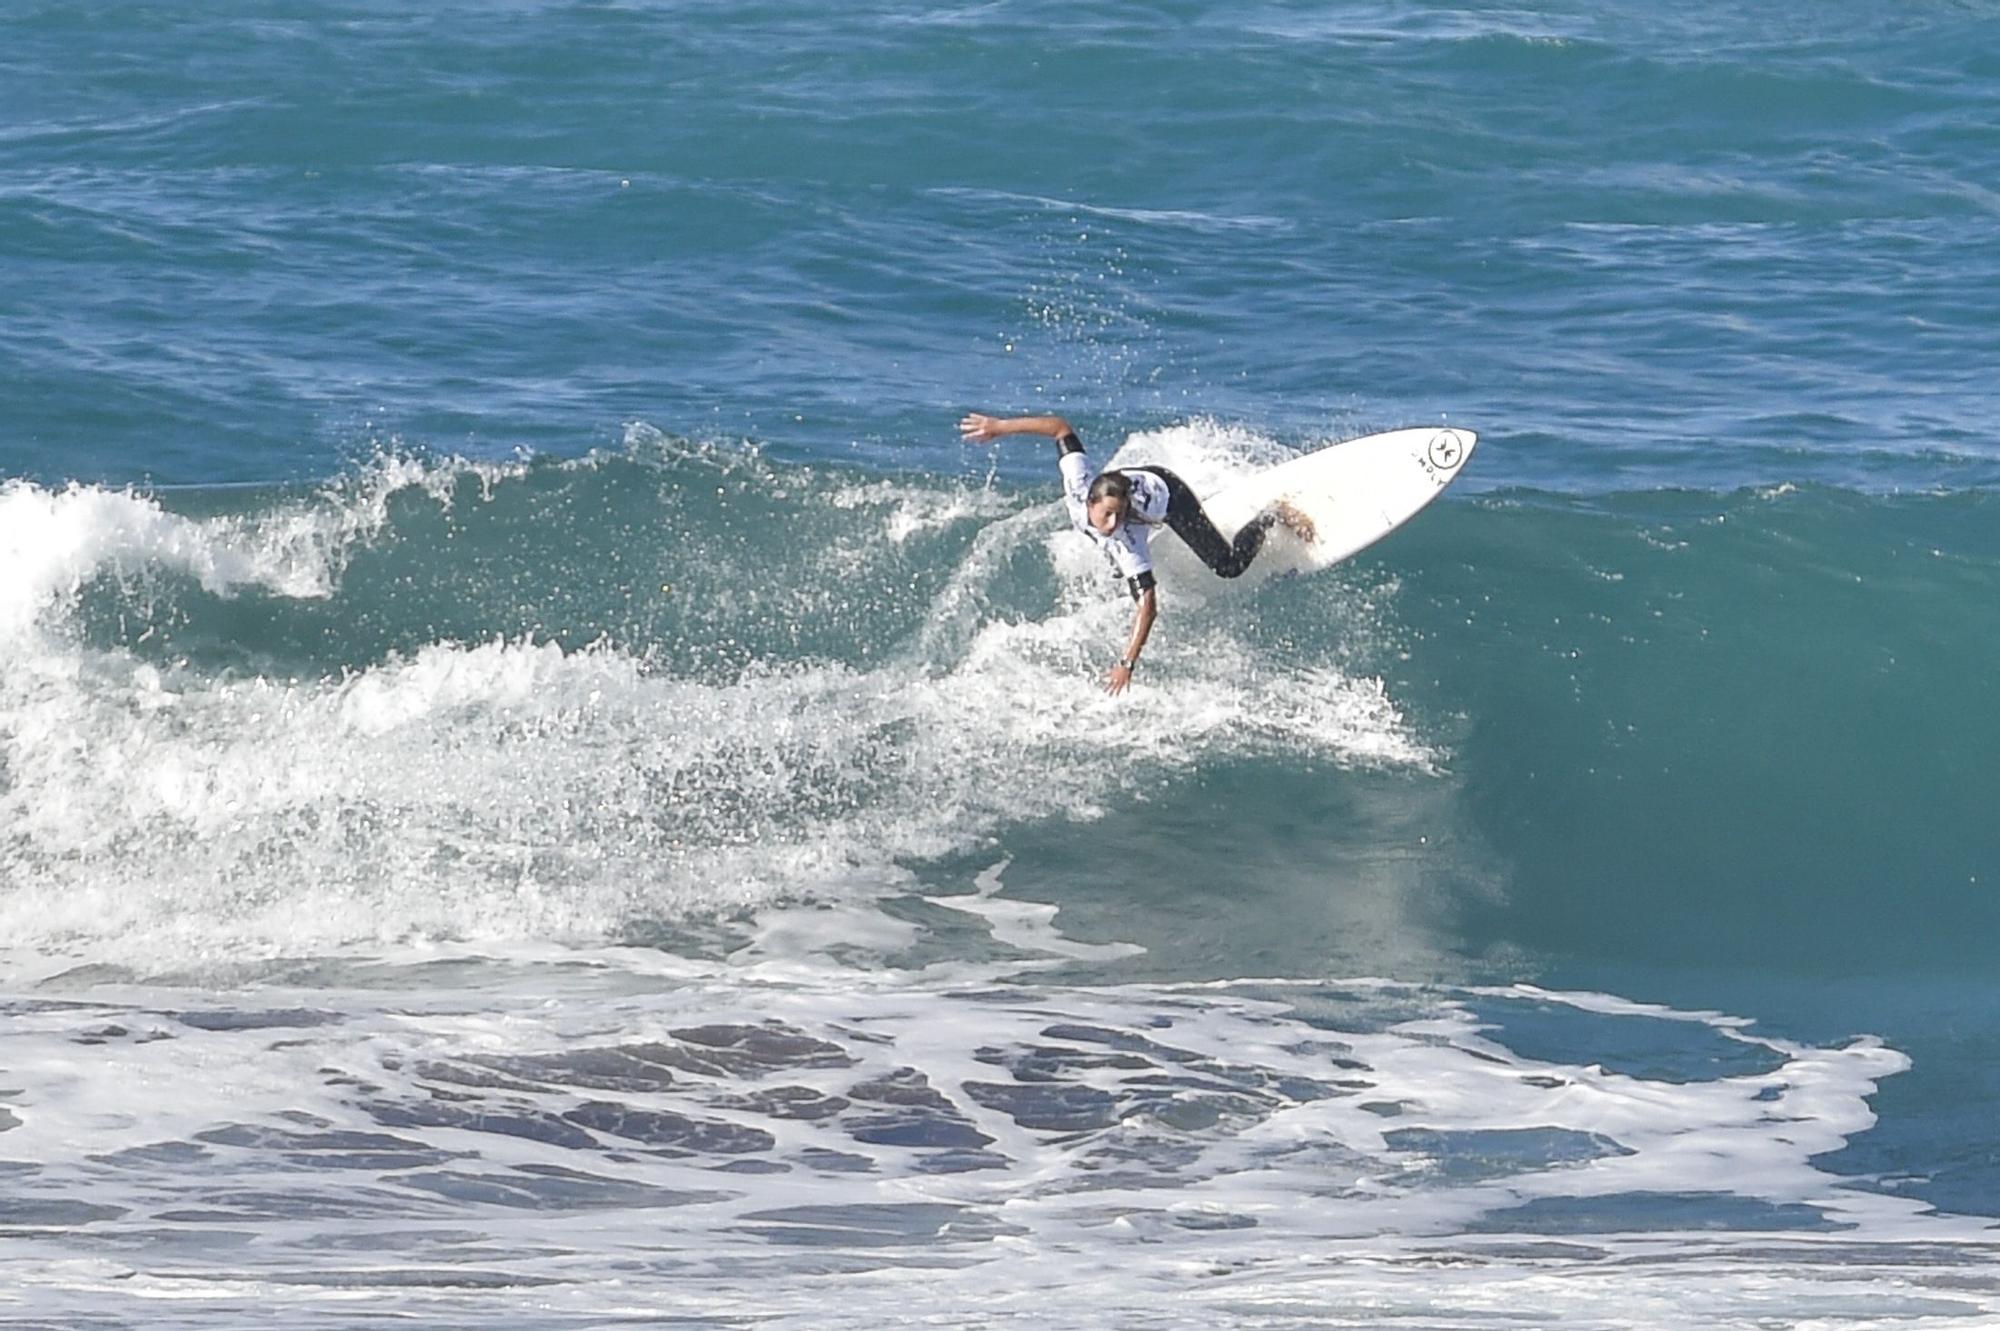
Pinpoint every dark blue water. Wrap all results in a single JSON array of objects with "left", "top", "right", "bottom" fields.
[
  {"left": 6, "top": 3, "right": 2000, "bottom": 1325},
  {"left": 8, "top": 2, "right": 1999, "bottom": 490}
]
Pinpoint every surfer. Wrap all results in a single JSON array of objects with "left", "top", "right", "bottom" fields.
[{"left": 959, "top": 412, "right": 1314, "bottom": 695}]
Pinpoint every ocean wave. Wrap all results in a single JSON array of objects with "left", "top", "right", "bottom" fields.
[
  {"left": 0, "top": 453, "right": 522, "bottom": 639},
  {"left": 0, "top": 430, "right": 1435, "bottom": 967},
  {"left": 8, "top": 430, "right": 2000, "bottom": 979}
]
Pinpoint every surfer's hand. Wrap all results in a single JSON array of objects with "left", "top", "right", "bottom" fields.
[
  {"left": 958, "top": 413, "right": 1001, "bottom": 443},
  {"left": 1104, "top": 663, "right": 1134, "bottom": 695}
]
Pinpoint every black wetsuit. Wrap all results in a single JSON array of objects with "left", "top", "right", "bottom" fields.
[{"left": 1134, "top": 466, "right": 1276, "bottom": 580}]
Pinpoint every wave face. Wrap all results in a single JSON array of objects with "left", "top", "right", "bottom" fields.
[{"left": 1388, "top": 481, "right": 2000, "bottom": 977}]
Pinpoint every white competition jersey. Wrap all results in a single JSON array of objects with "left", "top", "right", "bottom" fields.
[{"left": 1058, "top": 451, "right": 1170, "bottom": 593}]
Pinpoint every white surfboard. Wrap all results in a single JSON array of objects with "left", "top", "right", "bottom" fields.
[{"left": 1182, "top": 425, "right": 1476, "bottom": 578}]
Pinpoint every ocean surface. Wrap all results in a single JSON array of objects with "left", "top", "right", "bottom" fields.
[{"left": 5, "top": 2, "right": 2000, "bottom": 1326}]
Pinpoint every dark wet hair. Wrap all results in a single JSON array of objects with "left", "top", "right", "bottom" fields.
[{"left": 1086, "top": 470, "right": 1132, "bottom": 507}]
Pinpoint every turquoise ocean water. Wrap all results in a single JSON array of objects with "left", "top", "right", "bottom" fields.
[{"left": 5, "top": 3, "right": 2000, "bottom": 1325}]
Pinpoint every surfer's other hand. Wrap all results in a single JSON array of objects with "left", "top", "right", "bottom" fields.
[
  {"left": 959, "top": 413, "right": 1001, "bottom": 443},
  {"left": 1104, "top": 663, "right": 1134, "bottom": 696}
]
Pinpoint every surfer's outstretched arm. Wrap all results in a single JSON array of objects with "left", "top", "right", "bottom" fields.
[
  {"left": 958, "top": 413, "right": 1075, "bottom": 446},
  {"left": 1106, "top": 585, "right": 1156, "bottom": 696}
]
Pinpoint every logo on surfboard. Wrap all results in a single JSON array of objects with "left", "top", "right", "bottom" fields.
[{"left": 1426, "top": 431, "right": 1465, "bottom": 472}]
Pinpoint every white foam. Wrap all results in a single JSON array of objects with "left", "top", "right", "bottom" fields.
[
  {"left": 1107, "top": 417, "right": 1299, "bottom": 496},
  {"left": 824, "top": 476, "right": 1017, "bottom": 544},
  {"left": 0, "top": 938, "right": 1987, "bottom": 1330},
  {"left": 0, "top": 455, "right": 520, "bottom": 641},
  {"left": 1, "top": 632, "right": 1432, "bottom": 970},
  {"left": 922, "top": 858, "right": 1144, "bottom": 966}
]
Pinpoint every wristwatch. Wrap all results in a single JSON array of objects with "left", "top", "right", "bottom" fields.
[{"left": 1117, "top": 658, "right": 1138, "bottom": 670}]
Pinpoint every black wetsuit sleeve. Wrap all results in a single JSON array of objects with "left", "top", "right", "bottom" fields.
[
  {"left": 1056, "top": 430, "right": 1084, "bottom": 457},
  {"left": 1126, "top": 569, "right": 1156, "bottom": 600}
]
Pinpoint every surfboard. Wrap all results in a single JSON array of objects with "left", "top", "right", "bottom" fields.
[{"left": 1181, "top": 425, "right": 1476, "bottom": 578}]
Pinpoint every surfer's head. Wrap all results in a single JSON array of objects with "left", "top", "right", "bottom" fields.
[{"left": 1085, "top": 470, "right": 1132, "bottom": 535}]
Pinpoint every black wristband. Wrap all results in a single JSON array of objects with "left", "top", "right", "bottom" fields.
[{"left": 1056, "top": 431, "right": 1084, "bottom": 456}]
